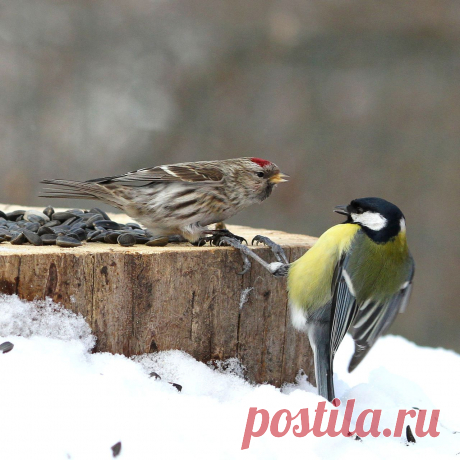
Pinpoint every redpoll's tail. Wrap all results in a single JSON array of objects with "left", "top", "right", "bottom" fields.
[{"left": 40, "top": 179, "right": 123, "bottom": 209}]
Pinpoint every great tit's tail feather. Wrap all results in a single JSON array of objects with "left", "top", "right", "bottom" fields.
[{"left": 309, "top": 324, "right": 335, "bottom": 402}]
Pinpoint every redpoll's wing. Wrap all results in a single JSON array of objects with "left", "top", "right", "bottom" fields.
[
  {"left": 347, "top": 262, "right": 414, "bottom": 372},
  {"left": 89, "top": 163, "right": 224, "bottom": 185}
]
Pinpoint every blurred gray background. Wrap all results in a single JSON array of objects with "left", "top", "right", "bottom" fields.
[{"left": 1, "top": 0, "right": 459, "bottom": 352}]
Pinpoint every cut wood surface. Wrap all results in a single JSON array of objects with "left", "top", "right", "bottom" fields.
[{"left": 0, "top": 203, "right": 317, "bottom": 386}]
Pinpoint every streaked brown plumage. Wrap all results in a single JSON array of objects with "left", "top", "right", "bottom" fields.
[{"left": 40, "top": 157, "right": 287, "bottom": 242}]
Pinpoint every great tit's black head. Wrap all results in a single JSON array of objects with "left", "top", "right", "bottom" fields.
[{"left": 334, "top": 197, "right": 406, "bottom": 243}]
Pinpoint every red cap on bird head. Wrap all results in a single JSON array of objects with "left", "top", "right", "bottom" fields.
[{"left": 251, "top": 158, "right": 272, "bottom": 167}]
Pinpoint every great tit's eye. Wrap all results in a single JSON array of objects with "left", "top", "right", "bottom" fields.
[
  {"left": 356, "top": 207, "right": 364, "bottom": 214},
  {"left": 255, "top": 172, "right": 264, "bottom": 178}
]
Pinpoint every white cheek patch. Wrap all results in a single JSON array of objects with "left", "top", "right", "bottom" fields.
[
  {"left": 352, "top": 211, "right": 387, "bottom": 231},
  {"left": 400, "top": 218, "right": 406, "bottom": 232}
]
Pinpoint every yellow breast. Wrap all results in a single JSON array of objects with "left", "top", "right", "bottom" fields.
[{"left": 288, "top": 224, "right": 360, "bottom": 313}]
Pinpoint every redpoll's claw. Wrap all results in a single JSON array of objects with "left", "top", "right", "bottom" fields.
[
  {"left": 206, "top": 229, "right": 248, "bottom": 246},
  {"left": 252, "top": 235, "right": 289, "bottom": 264},
  {"left": 191, "top": 237, "right": 208, "bottom": 247}
]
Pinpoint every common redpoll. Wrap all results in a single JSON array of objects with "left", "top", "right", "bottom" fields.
[{"left": 40, "top": 157, "right": 287, "bottom": 243}]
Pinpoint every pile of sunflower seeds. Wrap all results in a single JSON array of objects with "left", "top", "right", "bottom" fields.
[{"left": 0, "top": 207, "right": 169, "bottom": 248}]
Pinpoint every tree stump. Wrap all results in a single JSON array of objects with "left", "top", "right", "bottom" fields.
[{"left": 0, "top": 204, "right": 317, "bottom": 387}]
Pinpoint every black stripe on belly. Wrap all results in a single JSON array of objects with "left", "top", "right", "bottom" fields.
[{"left": 169, "top": 199, "right": 198, "bottom": 211}]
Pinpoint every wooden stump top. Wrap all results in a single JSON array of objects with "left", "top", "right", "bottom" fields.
[{"left": 0, "top": 203, "right": 317, "bottom": 387}]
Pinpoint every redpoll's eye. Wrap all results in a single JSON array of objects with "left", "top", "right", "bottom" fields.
[{"left": 255, "top": 172, "right": 264, "bottom": 178}]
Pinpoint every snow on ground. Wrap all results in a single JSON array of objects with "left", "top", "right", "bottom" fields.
[{"left": 0, "top": 294, "right": 458, "bottom": 460}]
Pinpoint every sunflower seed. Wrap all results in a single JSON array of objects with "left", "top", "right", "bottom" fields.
[
  {"left": 43, "top": 206, "right": 55, "bottom": 218},
  {"left": 24, "top": 222, "right": 40, "bottom": 233},
  {"left": 10, "top": 232, "right": 26, "bottom": 245},
  {"left": 0, "top": 342, "right": 14, "bottom": 354},
  {"left": 38, "top": 226, "right": 55, "bottom": 236},
  {"left": 69, "top": 228, "right": 87, "bottom": 241},
  {"left": 111, "top": 441, "right": 122, "bottom": 458},
  {"left": 104, "top": 232, "right": 121, "bottom": 244},
  {"left": 41, "top": 234, "right": 57, "bottom": 245},
  {"left": 91, "top": 232, "right": 109, "bottom": 243},
  {"left": 56, "top": 235, "right": 82, "bottom": 248},
  {"left": 6, "top": 210, "right": 25, "bottom": 221},
  {"left": 43, "top": 220, "right": 62, "bottom": 228},
  {"left": 62, "top": 217, "right": 78, "bottom": 226},
  {"left": 117, "top": 233, "right": 136, "bottom": 247},
  {"left": 52, "top": 212, "right": 78, "bottom": 222},
  {"left": 23, "top": 229, "right": 43, "bottom": 246},
  {"left": 24, "top": 210, "right": 49, "bottom": 224},
  {"left": 94, "top": 220, "right": 121, "bottom": 231},
  {"left": 85, "top": 214, "right": 104, "bottom": 228},
  {"left": 90, "top": 208, "right": 110, "bottom": 220},
  {"left": 125, "top": 222, "right": 142, "bottom": 230},
  {"left": 87, "top": 230, "right": 102, "bottom": 241},
  {"left": 146, "top": 236, "right": 169, "bottom": 247}
]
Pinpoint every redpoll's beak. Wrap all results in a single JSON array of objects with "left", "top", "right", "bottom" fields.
[{"left": 269, "top": 172, "right": 289, "bottom": 184}]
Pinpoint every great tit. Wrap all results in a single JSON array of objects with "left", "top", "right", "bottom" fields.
[
  {"left": 288, "top": 197, "right": 414, "bottom": 401},
  {"left": 221, "top": 197, "right": 414, "bottom": 402}
]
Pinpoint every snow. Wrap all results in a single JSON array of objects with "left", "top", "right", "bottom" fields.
[{"left": 0, "top": 294, "right": 458, "bottom": 459}]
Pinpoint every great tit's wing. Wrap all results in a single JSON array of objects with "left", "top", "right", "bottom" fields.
[
  {"left": 347, "top": 260, "right": 415, "bottom": 372},
  {"left": 87, "top": 163, "right": 224, "bottom": 185},
  {"left": 329, "top": 252, "right": 359, "bottom": 359}
]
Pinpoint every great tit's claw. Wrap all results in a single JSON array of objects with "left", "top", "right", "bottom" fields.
[
  {"left": 218, "top": 236, "right": 252, "bottom": 274},
  {"left": 252, "top": 235, "right": 289, "bottom": 264}
]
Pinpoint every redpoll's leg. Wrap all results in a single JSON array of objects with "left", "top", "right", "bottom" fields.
[
  {"left": 252, "top": 235, "right": 289, "bottom": 264},
  {"left": 218, "top": 236, "right": 289, "bottom": 277},
  {"left": 205, "top": 229, "right": 248, "bottom": 245}
]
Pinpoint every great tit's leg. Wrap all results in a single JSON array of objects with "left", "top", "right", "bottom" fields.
[
  {"left": 218, "top": 236, "right": 290, "bottom": 276},
  {"left": 252, "top": 235, "right": 289, "bottom": 264},
  {"left": 205, "top": 229, "right": 248, "bottom": 246}
]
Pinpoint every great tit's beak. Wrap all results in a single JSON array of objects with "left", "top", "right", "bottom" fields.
[
  {"left": 269, "top": 172, "right": 289, "bottom": 184},
  {"left": 333, "top": 205, "right": 349, "bottom": 216}
]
